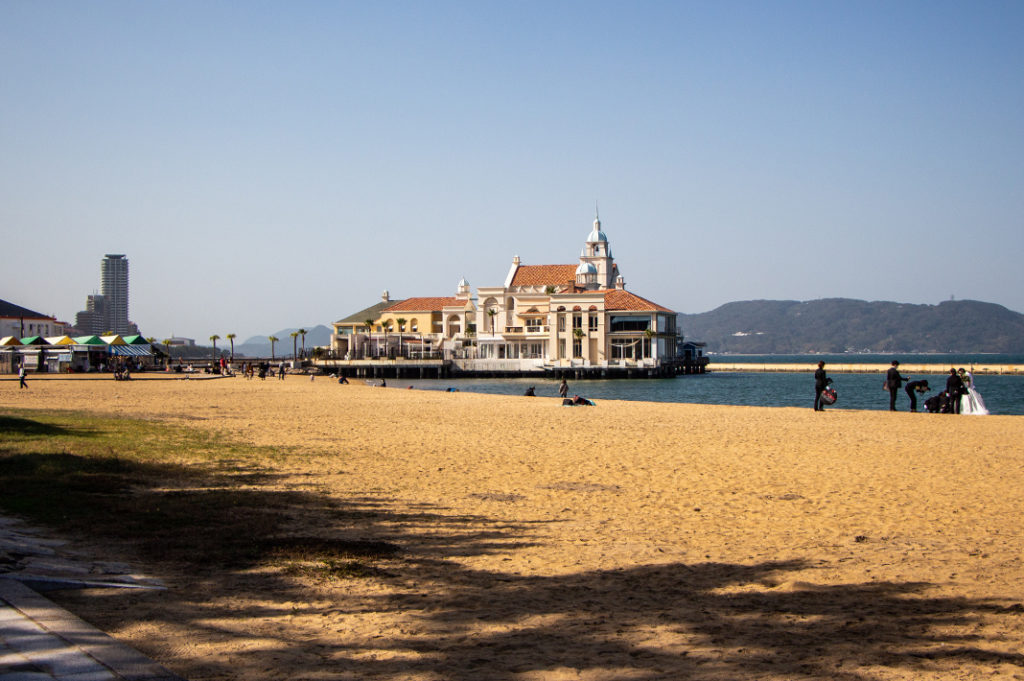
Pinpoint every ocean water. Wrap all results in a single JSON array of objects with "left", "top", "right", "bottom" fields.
[
  {"left": 386, "top": 354, "right": 1024, "bottom": 415},
  {"left": 708, "top": 352, "right": 1024, "bottom": 366}
]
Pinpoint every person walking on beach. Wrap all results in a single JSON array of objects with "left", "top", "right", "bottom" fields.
[
  {"left": 813, "top": 361, "right": 828, "bottom": 411},
  {"left": 945, "top": 368, "right": 964, "bottom": 414},
  {"left": 278, "top": 361, "right": 286, "bottom": 380},
  {"left": 558, "top": 377, "right": 569, "bottom": 398},
  {"left": 18, "top": 364, "right": 28, "bottom": 389},
  {"left": 885, "top": 360, "right": 907, "bottom": 411},
  {"left": 904, "top": 379, "right": 930, "bottom": 413}
]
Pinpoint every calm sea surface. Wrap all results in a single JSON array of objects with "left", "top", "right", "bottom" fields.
[{"left": 389, "top": 354, "right": 1024, "bottom": 415}]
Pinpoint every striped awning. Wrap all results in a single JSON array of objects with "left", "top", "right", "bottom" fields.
[{"left": 108, "top": 345, "right": 153, "bottom": 356}]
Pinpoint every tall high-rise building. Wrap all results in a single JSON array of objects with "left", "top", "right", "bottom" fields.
[
  {"left": 101, "top": 254, "right": 130, "bottom": 333},
  {"left": 75, "top": 254, "right": 138, "bottom": 335}
]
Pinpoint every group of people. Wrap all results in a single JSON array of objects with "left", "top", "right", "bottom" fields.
[
  {"left": 239, "top": 361, "right": 287, "bottom": 380},
  {"left": 814, "top": 360, "right": 989, "bottom": 414}
]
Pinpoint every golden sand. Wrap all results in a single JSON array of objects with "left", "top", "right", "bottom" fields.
[{"left": 4, "top": 376, "right": 1024, "bottom": 680}]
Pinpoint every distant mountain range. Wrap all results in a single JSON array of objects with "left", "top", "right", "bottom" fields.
[
  {"left": 234, "top": 325, "right": 333, "bottom": 357},
  {"left": 678, "top": 299, "right": 1024, "bottom": 354}
]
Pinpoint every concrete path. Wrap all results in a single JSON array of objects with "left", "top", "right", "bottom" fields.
[{"left": 0, "top": 518, "right": 185, "bottom": 680}]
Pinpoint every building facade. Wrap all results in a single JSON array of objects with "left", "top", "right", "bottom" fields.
[{"left": 331, "top": 215, "right": 683, "bottom": 374}]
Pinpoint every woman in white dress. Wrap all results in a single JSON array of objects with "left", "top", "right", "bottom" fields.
[{"left": 958, "top": 368, "right": 989, "bottom": 415}]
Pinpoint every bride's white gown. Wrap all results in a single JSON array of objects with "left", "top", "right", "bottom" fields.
[{"left": 960, "top": 372, "right": 989, "bottom": 415}]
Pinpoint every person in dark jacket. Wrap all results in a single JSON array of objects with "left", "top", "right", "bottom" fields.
[
  {"left": 904, "top": 379, "right": 930, "bottom": 412},
  {"left": 885, "top": 360, "right": 907, "bottom": 411},
  {"left": 945, "top": 368, "right": 964, "bottom": 414},
  {"left": 813, "top": 361, "right": 828, "bottom": 411}
]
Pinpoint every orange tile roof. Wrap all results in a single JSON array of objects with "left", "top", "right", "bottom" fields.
[
  {"left": 510, "top": 264, "right": 578, "bottom": 288},
  {"left": 384, "top": 297, "right": 462, "bottom": 313},
  {"left": 603, "top": 289, "right": 674, "bottom": 313}
]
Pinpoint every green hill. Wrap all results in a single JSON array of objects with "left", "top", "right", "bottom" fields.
[{"left": 677, "top": 299, "right": 1024, "bottom": 354}]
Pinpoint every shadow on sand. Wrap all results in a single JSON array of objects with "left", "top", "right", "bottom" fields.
[{"left": 3, "top": 415, "right": 1022, "bottom": 680}]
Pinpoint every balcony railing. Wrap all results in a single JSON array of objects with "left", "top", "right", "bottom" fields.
[{"left": 503, "top": 326, "right": 550, "bottom": 335}]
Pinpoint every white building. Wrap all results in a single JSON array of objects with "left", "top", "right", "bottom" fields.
[
  {"left": 470, "top": 214, "right": 677, "bottom": 372},
  {"left": 0, "top": 299, "right": 71, "bottom": 339}
]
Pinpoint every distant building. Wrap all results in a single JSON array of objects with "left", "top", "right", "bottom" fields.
[
  {"left": 75, "top": 254, "right": 139, "bottom": 335},
  {"left": 166, "top": 337, "right": 196, "bottom": 347},
  {"left": 75, "top": 294, "right": 105, "bottom": 335},
  {"left": 0, "top": 299, "right": 71, "bottom": 339}
]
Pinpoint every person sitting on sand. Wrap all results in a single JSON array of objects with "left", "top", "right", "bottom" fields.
[{"left": 524, "top": 386, "right": 536, "bottom": 396}]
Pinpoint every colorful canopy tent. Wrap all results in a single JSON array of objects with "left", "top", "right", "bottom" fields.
[
  {"left": 100, "top": 335, "right": 127, "bottom": 345},
  {"left": 45, "top": 335, "right": 77, "bottom": 345},
  {"left": 0, "top": 336, "right": 22, "bottom": 346},
  {"left": 121, "top": 335, "right": 153, "bottom": 345},
  {"left": 19, "top": 336, "right": 48, "bottom": 345},
  {"left": 73, "top": 335, "right": 106, "bottom": 345}
]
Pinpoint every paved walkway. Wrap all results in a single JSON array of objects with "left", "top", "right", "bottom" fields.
[{"left": 0, "top": 517, "right": 184, "bottom": 681}]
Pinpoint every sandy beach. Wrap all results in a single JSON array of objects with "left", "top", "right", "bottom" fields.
[{"left": 3, "top": 375, "right": 1024, "bottom": 680}]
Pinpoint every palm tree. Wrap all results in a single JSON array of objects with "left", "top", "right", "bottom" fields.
[
  {"left": 268, "top": 335, "right": 279, "bottom": 360},
  {"left": 364, "top": 318, "right": 375, "bottom": 357},
  {"left": 226, "top": 333, "right": 236, "bottom": 360},
  {"left": 162, "top": 338, "right": 172, "bottom": 358},
  {"left": 209, "top": 334, "right": 220, "bottom": 361},
  {"left": 573, "top": 327, "right": 585, "bottom": 359},
  {"left": 299, "top": 328, "right": 307, "bottom": 358},
  {"left": 290, "top": 331, "right": 299, "bottom": 360},
  {"left": 381, "top": 320, "right": 391, "bottom": 357},
  {"left": 487, "top": 308, "right": 498, "bottom": 334},
  {"left": 643, "top": 327, "right": 655, "bottom": 359},
  {"left": 395, "top": 318, "right": 406, "bottom": 357}
]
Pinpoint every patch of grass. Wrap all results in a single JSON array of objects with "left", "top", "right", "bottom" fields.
[{"left": 0, "top": 409, "right": 399, "bottom": 576}]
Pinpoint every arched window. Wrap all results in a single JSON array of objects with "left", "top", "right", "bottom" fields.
[
  {"left": 410, "top": 318, "right": 419, "bottom": 333},
  {"left": 446, "top": 314, "right": 462, "bottom": 338}
]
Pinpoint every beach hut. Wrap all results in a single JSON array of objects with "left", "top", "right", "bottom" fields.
[
  {"left": 43, "top": 336, "right": 78, "bottom": 372},
  {"left": 106, "top": 333, "right": 154, "bottom": 369},
  {"left": 67, "top": 335, "right": 109, "bottom": 372},
  {"left": 16, "top": 336, "right": 48, "bottom": 372},
  {"left": 121, "top": 335, "right": 155, "bottom": 346},
  {"left": 45, "top": 335, "right": 77, "bottom": 346},
  {"left": 0, "top": 337, "right": 19, "bottom": 373},
  {"left": 19, "top": 336, "right": 49, "bottom": 346},
  {"left": 73, "top": 335, "right": 106, "bottom": 345}
]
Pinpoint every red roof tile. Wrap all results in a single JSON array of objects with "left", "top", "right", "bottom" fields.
[
  {"left": 603, "top": 289, "right": 674, "bottom": 313},
  {"left": 510, "top": 264, "right": 577, "bottom": 288},
  {"left": 384, "top": 297, "right": 463, "bottom": 313}
]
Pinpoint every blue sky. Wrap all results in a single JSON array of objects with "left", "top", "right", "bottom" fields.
[{"left": 3, "top": 1, "right": 1022, "bottom": 341}]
